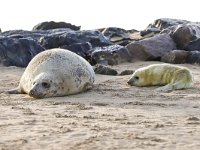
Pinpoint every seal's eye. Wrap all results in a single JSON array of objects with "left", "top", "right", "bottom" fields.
[
  {"left": 42, "top": 82, "right": 50, "bottom": 88},
  {"left": 134, "top": 76, "right": 139, "bottom": 80}
]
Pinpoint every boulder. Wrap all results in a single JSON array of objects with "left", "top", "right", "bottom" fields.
[
  {"left": 172, "top": 23, "right": 200, "bottom": 49},
  {"left": 0, "top": 37, "right": 45, "bottom": 67},
  {"left": 186, "top": 51, "right": 200, "bottom": 64},
  {"left": 161, "top": 50, "right": 200, "bottom": 64},
  {"left": 127, "top": 29, "right": 138, "bottom": 34},
  {"left": 161, "top": 50, "right": 189, "bottom": 64},
  {"left": 160, "top": 25, "right": 178, "bottom": 35},
  {"left": 119, "top": 70, "right": 134, "bottom": 76},
  {"left": 32, "top": 21, "right": 80, "bottom": 31},
  {"left": 102, "top": 27, "right": 132, "bottom": 46},
  {"left": 0, "top": 29, "right": 113, "bottom": 65},
  {"left": 126, "top": 34, "right": 176, "bottom": 61},
  {"left": 184, "top": 38, "right": 200, "bottom": 51},
  {"left": 147, "top": 18, "right": 189, "bottom": 30},
  {"left": 61, "top": 42, "right": 92, "bottom": 60},
  {"left": 140, "top": 27, "right": 160, "bottom": 37},
  {"left": 94, "top": 64, "right": 118, "bottom": 75},
  {"left": 0, "top": 29, "right": 73, "bottom": 41},
  {"left": 90, "top": 45, "right": 131, "bottom": 65},
  {"left": 40, "top": 30, "right": 112, "bottom": 49},
  {"left": 1, "top": 29, "right": 111, "bottom": 50}
]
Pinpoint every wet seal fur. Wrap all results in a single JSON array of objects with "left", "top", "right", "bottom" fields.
[
  {"left": 127, "top": 64, "right": 194, "bottom": 92},
  {"left": 7, "top": 48, "right": 95, "bottom": 98}
]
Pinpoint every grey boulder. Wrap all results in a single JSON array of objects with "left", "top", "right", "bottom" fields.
[{"left": 126, "top": 34, "right": 176, "bottom": 61}]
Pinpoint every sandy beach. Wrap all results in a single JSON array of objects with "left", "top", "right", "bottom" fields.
[{"left": 0, "top": 61, "right": 200, "bottom": 150}]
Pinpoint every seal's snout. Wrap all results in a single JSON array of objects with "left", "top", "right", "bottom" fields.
[
  {"left": 127, "top": 80, "right": 133, "bottom": 86},
  {"left": 29, "top": 89, "right": 44, "bottom": 98},
  {"left": 29, "top": 89, "right": 36, "bottom": 97}
]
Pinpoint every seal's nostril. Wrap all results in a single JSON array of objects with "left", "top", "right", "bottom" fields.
[
  {"left": 127, "top": 80, "right": 133, "bottom": 86},
  {"left": 29, "top": 90, "right": 35, "bottom": 96}
]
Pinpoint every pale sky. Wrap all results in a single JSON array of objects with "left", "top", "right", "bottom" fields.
[{"left": 0, "top": 0, "right": 199, "bottom": 31}]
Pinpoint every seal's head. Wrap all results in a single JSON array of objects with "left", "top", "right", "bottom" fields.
[
  {"left": 29, "top": 73, "right": 65, "bottom": 98},
  {"left": 127, "top": 69, "right": 146, "bottom": 87}
]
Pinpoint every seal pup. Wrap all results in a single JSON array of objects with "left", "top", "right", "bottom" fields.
[
  {"left": 7, "top": 48, "right": 95, "bottom": 98},
  {"left": 127, "top": 64, "right": 193, "bottom": 92}
]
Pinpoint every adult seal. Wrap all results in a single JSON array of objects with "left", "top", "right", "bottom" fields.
[
  {"left": 7, "top": 48, "right": 95, "bottom": 98},
  {"left": 127, "top": 64, "right": 194, "bottom": 92}
]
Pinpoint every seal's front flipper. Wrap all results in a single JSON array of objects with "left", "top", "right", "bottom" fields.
[
  {"left": 5, "top": 87, "right": 22, "bottom": 94},
  {"left": 154, "top": 84, "right": 174, "bottom": 93}
]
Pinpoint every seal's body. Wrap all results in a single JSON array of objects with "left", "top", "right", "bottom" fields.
[
  {"left": 127, "top": 64, "right": 193, "bottom": 92},
  {"left": 8, "top": 48, "right": 95, "bottom": 98}
]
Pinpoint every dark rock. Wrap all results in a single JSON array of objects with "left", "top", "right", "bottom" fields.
[
  {"left": 161, "top": 50, "right": 189, "bottom": 64},
  {"left": 119, "top": 70, "right": 134, "bottom": 76},
  {"left": 0, "top": 37, "right": 45, "bottom": 67},
  {"left": 61, "top": 42, "right": 92, "bottom": 59},
  {"left": 32, "top": 21, "right": 80, "bottom": 31},
  {"left": 40, "top": 30, "right": 112, "bottom": 50},
  {"left": 1, "top": 30, "right": 45, "bottom": 41},
  {"left": 186, "top": 51, "right": 200, "bottom": 64},
  {"left": 172, "top": 23, "right": 200, "bottom": 49},
  {"left": 140, "top": 27, "right": 161, "bottom": 36},
  {"left": 126, "top": 34, "right": 176, "bottom": 61},
  {"left": 127, "top": 29, "right": 138, "bottom": 34},
  {"left": 187, "top": 117, "right": 200, "bottom": 121},
  {"left": 91, "top": 45, "right": 131, "bottom": 65},
  {"left": 147, "top": 18, "right": 189, "bottom": 30},
  {"left": 160, "top": 25, "right": 178, "bottom": 35},
  {"left": 1, "top": 29, "right": 111, "bottom": 51},
  {"left": 184, "top": 38, "right": 200, "bottom": 51},
  {"left": 0, "top": 29, "right": 73, "bottom": 41},
  {"left": 102, "top": 27, "right": 132, "bottom": 46},
  {"left": 0, "top": 29, "right": 112, "bottom": 65},
  {"left": 102, "top": 27, "right": 130, "bottom": 40},
  {"left": 161, "top": 50, "right": 200, "bottom": 64},
  {"left": 96, "top": 28, "right": 105, "bottom": 32},
  {"left": 94, "top": 64, "right": 118, "bottom": 75}
]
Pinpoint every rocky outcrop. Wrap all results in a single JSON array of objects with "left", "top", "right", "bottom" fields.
[
  {"left": 187, "top": 51, "right": 200, "bottom": 64},
  {"left": 183, "top": 38, "right": 200, "bottom": 51},
  {"left": 1, "top": 29, "right": 73, "bottom": 41},
  {"left": 140, "top": 27, "right": 160, "bottom": 37},
  {"left": 171, "top": 23, "right": 200, "bottom": 49},
  {"left": 161, "top": 50, "right": 189, "bottom": 64},
  {"left": 102, "top": 27, "right": 132, "bottom": 46},
  {"left": 40, "top": 30, "right": 112, "bottom": 49},
  {"left": 61, "top": 42, "right": 92, "bottom": 60},
  {"left": 126, "top": 34, "right": 176, "bottom": 61},
  {"left": 147, "top": 18, "right": 189, "bottom": 30},
  {"left": 0, "top": 29, "right": 115, "bottom": 66},
  {"left": 90, "top": 45, "right": 131, "bottom": 65},
  {"left": 1, "top": 29, "right": 111, "bottom": 51},
  {"left": 3, "top": 18, "right": 200, "bottom": 67},
  {"left": 0, "top": 37, "right": 44, "bottom": 67},
  {"left": 32, "top": 21, "right": 80, "bottom": 31},
  {"left": 161, "top": 50, "right": 200, "bottom": 64}
]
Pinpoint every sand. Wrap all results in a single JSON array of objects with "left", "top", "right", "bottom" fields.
[{"left": 0, "top": 61, "right": 200, "bottom": 150}]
